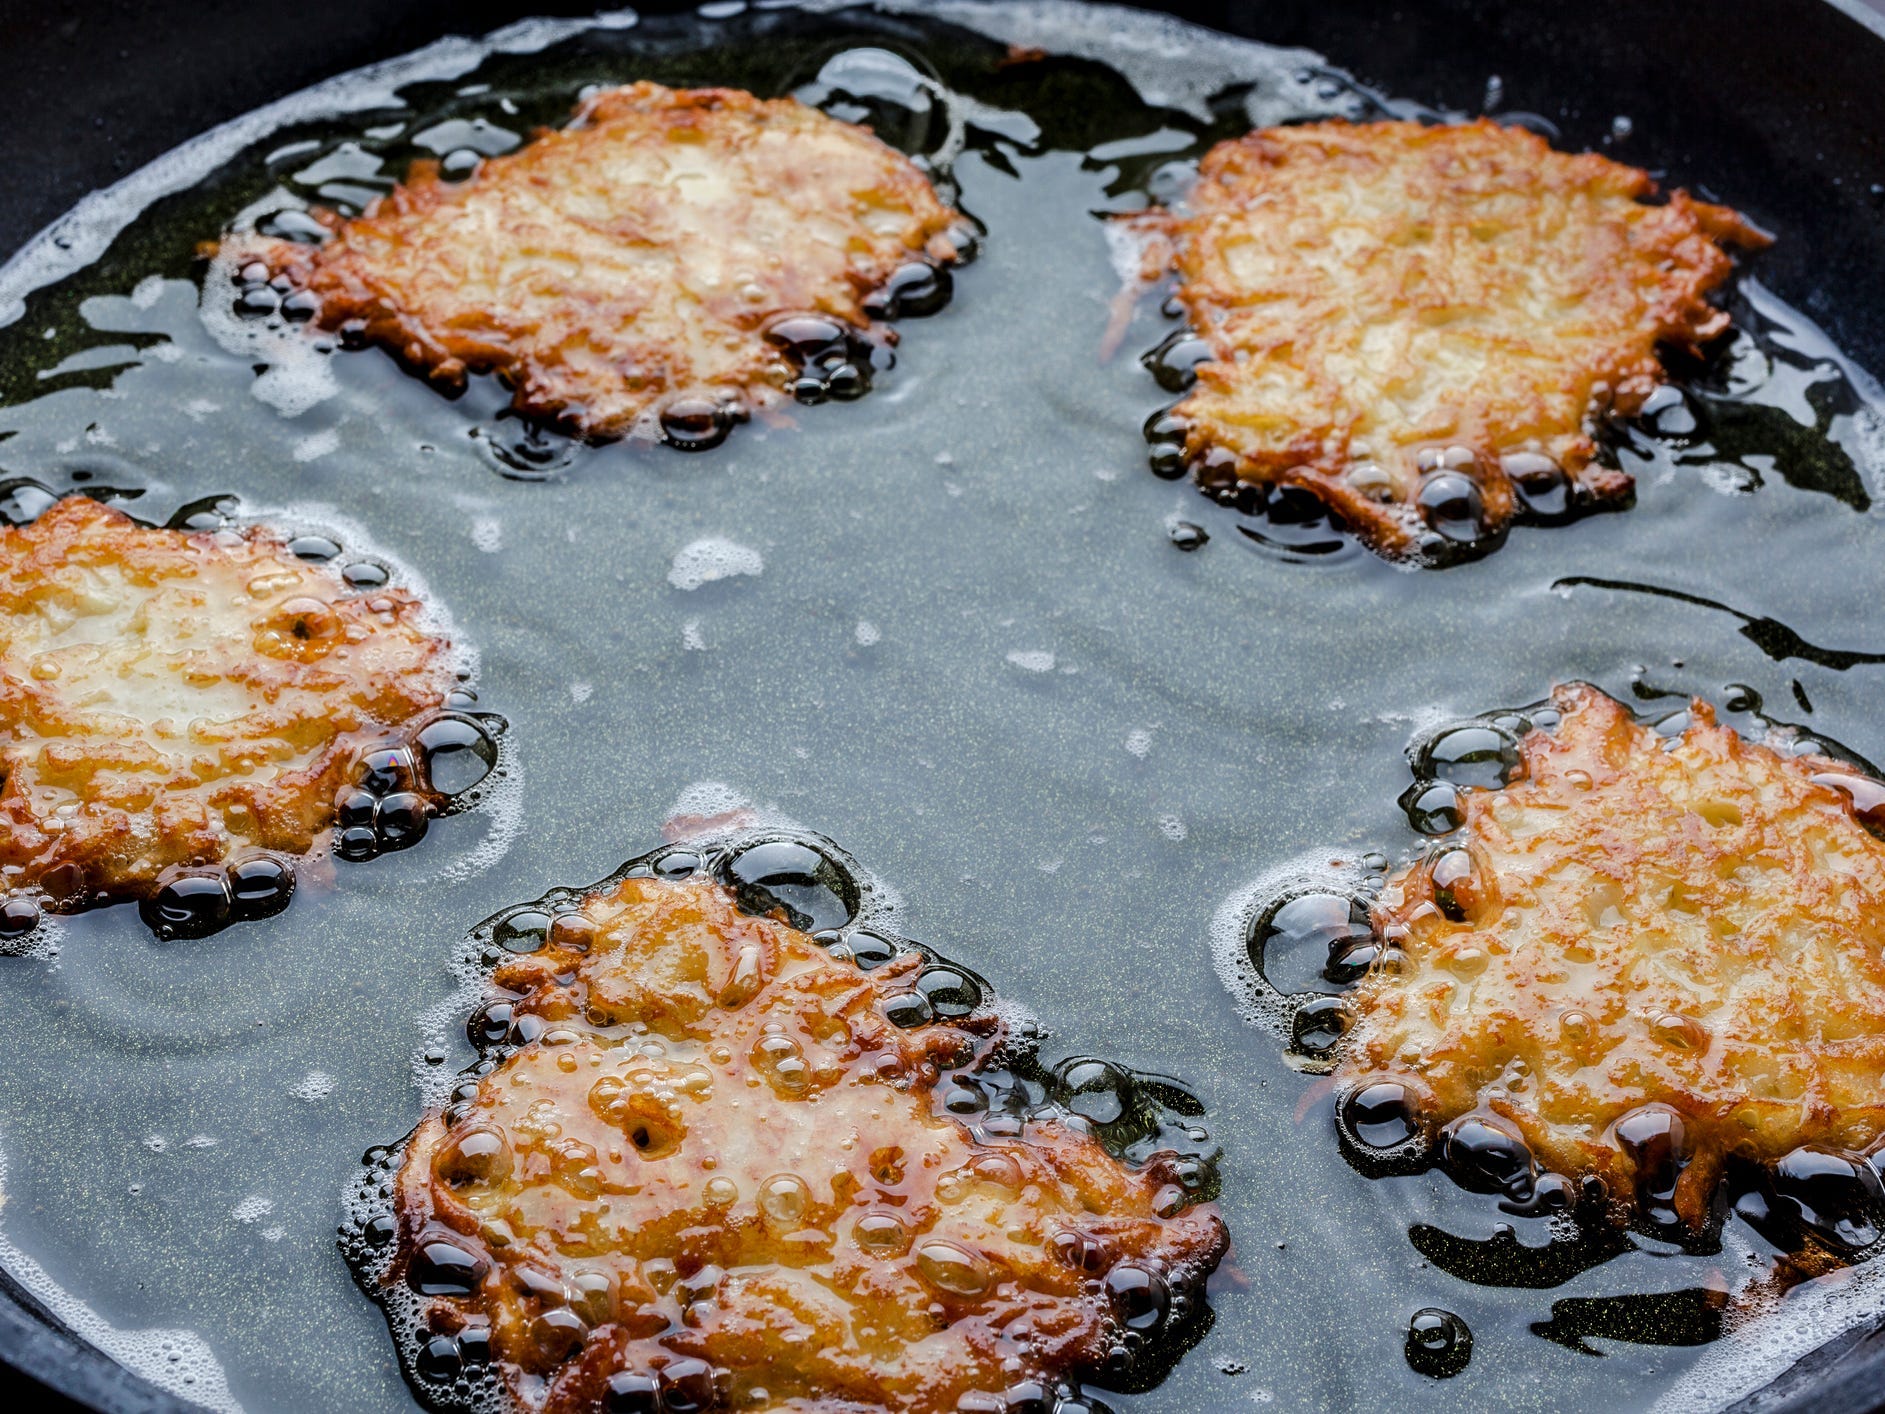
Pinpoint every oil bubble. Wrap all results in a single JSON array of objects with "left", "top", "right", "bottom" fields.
[
  {"left": 1405, "top": 1308, "right": 1472, "bottom": 1378},
  {"left": 1289, "top": 995, "right": 1346, "bottom": 1059},
  {"left": 1438, "top": 1116, "right": 1534, "bottom": 1198},
  {"left": 836, "top": 930, "right": 898, "bottom": 970},
  {"left": 1418, "top": 722, "right": 1523, "bottom": 790},
  {"left": 654, "top": 850, "right": 702, "bottom": 880},
  {"left": 1167, "top": 520, "right": 1208, "bottom": 551},
  {"left": 1250, "top": 892, "right": 1374, "bottom": 995},
  {"left": 719, "top": 839, "right": 858, "bottom": 933},
  {"left": 766, "top": 313, "right": 877, "bottom": 404},
  {"left": 0, "top": 896, "right": 41, "bottom": 941},
  {"left": 1415, "top": 470, "right": 1485, "bottom": 543},
  {"left": 1399, "top": 779, "right": 1463, "bottom": 835},
  {"left": 414, "top": 1334, "right": 462, "bottom": 1383},
  {"left": 1503, "top": 452, "right": 1572, "bottom": 522},
  {"left": 140, "top": 869, "right": 233, "bottom": 940},
  {"left": 335, "top": 825, "right": 379, "bottom": 862},
  {"left": 286, "top": 534, "right": 341, "bottom": 561},
  {"left": 1144, "top": 409, "right": 1190, "bottom": 480},
  {"left": 1339, "top": 1080, "right": 1423, "bottom": 1153},
  {"left": 407, "top": 1236, "right": 487, "bottom": 1296},
  {"left": 494, "top": 909, "right": 552, "bottom": 954},
  {"left": 1143, "top": 331, "right": 1213, "bottom": 393},
  {"left": 1612, "top": 1104, "right": 1687, "bottom": 1231},
  {"left": 1104, "top": 1262, "right": 1169, "bottom": 1332},
  {"left": 865, "top": 261, "right": 952, "bottom": 320},
  {"left": 853, "top": 1211, "right": 911, "bottom": 1256},
  {"left": 375, "top": 792, "right": 430, "bottom": 849},
  {"left": 415, "top": 714, "right": 497, "bottom": 797},
  {"left": 659, "top": 398, "right": 739, "bottom": 452},
  {"left": 1767, "top": 1146, "right": 1884, "bottom": 1251},
  {"left": 474, "top": 414, "right": 579, "bottom": 480},
  {"left": 226, "top": 854, "right": 295, "bottom": 920},
  {"left": 433, "top": 1127, "right": 513, "bottom": 1189},
  {"left": 882, "top": 991, "right": 934, "bottom": 1028},
  {"left": 916, "top": 1239, "right": 990, "bottom": 1296},
  {"left": 1428, "top": 848, "right": 1481, "bottom": 922},
  {"left": 1054, "top": 1059, "right": 1135, "bottom": 1127},
  {"left": 468, "top": 1001, "right": 514, "bottom": 1047},
  {"left": 915, "top": 964, "right": 982, "bottom": 1018},
  {"left": 356, "top": 746, "right": 415, "bottom": 795}
]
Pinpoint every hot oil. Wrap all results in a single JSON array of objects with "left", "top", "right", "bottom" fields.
[{"left": 0, "top": 3, "right": 1881, "bottom": 1412}]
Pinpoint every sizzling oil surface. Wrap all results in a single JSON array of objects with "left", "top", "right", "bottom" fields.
[{"left": 0, "top": 3, "right": 1882, "bottom": 1412}]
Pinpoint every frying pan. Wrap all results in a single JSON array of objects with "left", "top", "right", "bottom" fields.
[{"left": 2, "top": 0, "right": 1885, "bottom": 1410}]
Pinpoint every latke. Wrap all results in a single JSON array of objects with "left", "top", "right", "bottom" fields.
[
  {"left": 1141, "top": 120, "right": 1769, "bottom": 559},
  {"left": 1337, "top": 683, "right": 1885, "bottom": 1243},
  {"left": 377, "top": 868, "right": 1226, "bottom": 1412},
  {"left": 0, "top": 496, "right": 454, "bottom": 921},
  {"left": 218, "top": 83, "right": 966, "bottom": 445}
]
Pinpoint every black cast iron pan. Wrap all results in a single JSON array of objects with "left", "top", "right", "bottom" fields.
[{"left": 3, "top": 1, "right": 1885, "bottom": 1410}]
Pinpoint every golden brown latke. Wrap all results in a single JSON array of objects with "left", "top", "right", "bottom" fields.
[
  {"left": 220, "top": 82, "right": 965, "bottom": 441},
  {"left": 1337, "top": 683, "right": 1885, "bottom": 1237},
  {"left": 387, "top": 874, "right": 1226, "bottom": 1413},
  {"left": 1141, "top": 119, "right": 1769, "bottom": 558},
  {"left": 0, "top": 496, "right": 452, "bottom": 910}
]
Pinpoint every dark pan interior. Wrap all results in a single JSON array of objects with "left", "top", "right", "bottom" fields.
[{"left": 2, "top": 1, "right": 1885, "bottom": 1412}]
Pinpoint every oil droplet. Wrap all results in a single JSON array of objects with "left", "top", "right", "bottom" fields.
[
  {"left": 915, "top": 1239, "right": 989, "bottom": 1296},
  {"left": 1405, "top": 1308, "right": 1472, "bottom": 1377},
  {"left": 759, "top": 1173, "right": 811, "bottom": 1227},
  {"left": 1340, "top": 1080, "right": 1422, "bottom": 1151},
  {"left": 1104, "top": 1261, "right": 1169, "bottom": 1331},
  {"left": 853, "top": 1211, "right": 910, "bottom": 1256}
]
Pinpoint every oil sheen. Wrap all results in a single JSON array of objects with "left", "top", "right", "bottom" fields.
[{"left": 0, "top": 3, "right": 1881, "bottom": 1413}]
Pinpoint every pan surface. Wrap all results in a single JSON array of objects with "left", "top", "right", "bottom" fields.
[{"left": 2, "top": 2, "right": 1885, "bottom": 1412}]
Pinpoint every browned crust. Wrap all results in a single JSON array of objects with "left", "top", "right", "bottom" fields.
[
  {"left": 217, "top": 83, "right": 965, "bottom": 440},
  {"left": 0, "top": 497, "right": 452, "bottom": 906},
  {"left": 391, "top": 876, "right": 1227, "bottom": 1412},
  {"left": 1337, "top": 683, "right": 1885, "bottom": 1232},
  {"left": 1143, "top": 119, "right": 1770, "bottom": 557}
]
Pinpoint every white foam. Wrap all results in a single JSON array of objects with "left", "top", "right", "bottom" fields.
[
  {"left": 0, "top": 1149, "right": 241, "bottom": 1412},
  {"left": 854, "top": 619, "right": 881, "bottom": 647},
  {"left": 196, "top": 237, "right": 339, "bottom": 418},
  {"left": 229, "top": 1196, "right": 274, "bottom": 1225},
  {"left": 1125, "top": 727, "right": 1154, "bottom": 758},
  {"left": 470, "top": 517, "right": 503, "bottom": 553},
  {"left": 667, "top": 536, "right": 763, "bottom": 591},
  {"left": 1655, "top": 1231, "right": 1885, "bottom": 1412},
  {"left": 1157, "top": 814, "right": 1188, "bottom": 842},
  {"left": 1006, "top": 649, "right": 1055, "bottom": 673},
  {"left": 430, "top": 745, "right": 525, "bottom": 886},
  {"left": 665, "top": 780, "right": 753, "bottom": 823},
  {"left": 1208, "top": 853, "right": 1378, "bottom": 1043},
  {"left": 288, "top": 1071, "right": 335, "bottom": 1103},
  {"left": 290, "top": 429, "right": 338, "bottom": 463}
]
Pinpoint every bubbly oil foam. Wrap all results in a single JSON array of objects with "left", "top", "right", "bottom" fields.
[{"left": 0, "top": 1149, "right": 240, "bottom": 1412}]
